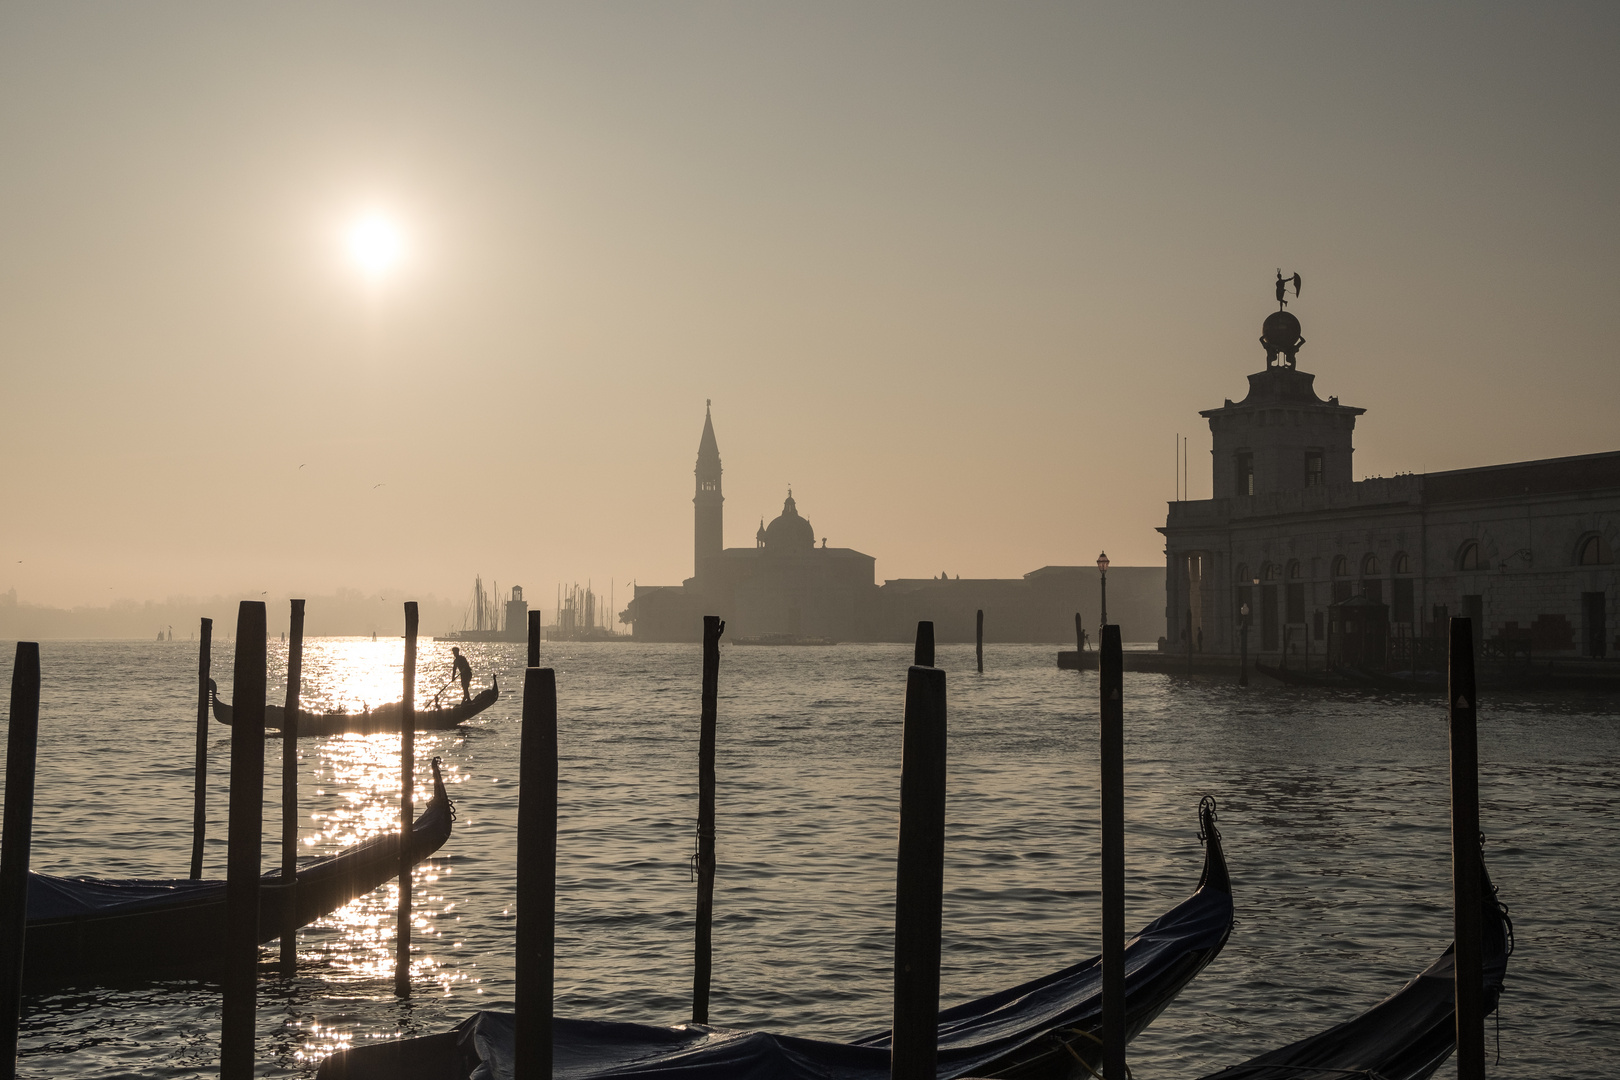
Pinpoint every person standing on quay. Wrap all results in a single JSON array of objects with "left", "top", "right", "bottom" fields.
[{"left": 450, "top": 647, "right": 473, "bottom": 702}]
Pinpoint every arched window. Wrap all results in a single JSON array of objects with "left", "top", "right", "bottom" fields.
[
  {"left": 1458, "top": 541, "right": 1482, "bottom": 571},
  {"left": 1331, "top": 555, "right": 1348, "bottom": 577},
  {"left": 1361, "top": 553, "right": 1380, "bottom": 576},
  {"left": 1287, "top": 559, "right": 1302, "bottom": 579},
  {"left": 1392, "top": 552, "right": 1411, "bottom": 575},
  {"left": 1577, "top": 533, "right": 1613, "bottom": 566},
  {"left": 1261, "top": 562, "right": 1279, "bottom": 581},
  {"left": 1235, "top": 563, "right": 1249, "bottom": 584}
]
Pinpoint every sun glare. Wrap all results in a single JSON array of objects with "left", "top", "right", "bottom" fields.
[{"left": 345, "top": 212, "right": 405, "bottom": 279}]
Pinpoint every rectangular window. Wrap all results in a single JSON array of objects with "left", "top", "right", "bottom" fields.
[
  {"left": 1313, "top": 609, "right": 1324, "bottom": 641},
  {"left": 1305, "top": 450, "right": 1324, "bottom": 487},
  {"left": 1583, "top": 592, "right": 1607, "bottom": 658},
  {"left": 1235, "top": 452, "right": 1254, "bottom": 496},
  {"left": 1286, "top": 582, "right": 1305, "bottom": 623},
  {"left": 1332, "top": 580, "right": 1353, "bottom": 604},
  {"left": 1262, "top": 584, "right": 1279, "bottom": 650},
  {"left": 1392, "top": 578, "right": 1414, "bottom": 624},
  {"left": 1362, "top": 578, "right": 1383, "bottom": 604}
]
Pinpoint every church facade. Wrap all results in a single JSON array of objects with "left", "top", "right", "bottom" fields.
[
  {"left": 624, "top": 407, "right": 1165, "bottom": 643},
  {"left": 1161, "top": 303, "right": 1620, "bottom": 664}
]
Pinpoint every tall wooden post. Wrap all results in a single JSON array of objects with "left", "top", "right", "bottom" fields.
[
  {"left": 528, "top": 610, "right": 541, "bottom": 668},
  {"left": 222, "top": 601, "right": 266, "bottom": 1080},
  {"left": 693, "top": 615, "right": 723, "bottom": 1024},
  {"left": 395, "top": 602, "right": 418, "bottom": 999},
  {"left": 1099, "top": 625, "right": 1125, "bottom": 1079},
  {"left": 975, "top": 610, "right": 983, "bottom": 673},
  {"left": 0, "top": 642, "right": 42, "bottom": 1073},
  {"left": 913, "top": 621, "right": 934, "bottom": 668},
  {"left": 891, "top": 664, "right": 947, "bottom": 1080},
  {"left": 191, "top": 617, "right": 213, "bottom": 879},
  {"left": 279, "top": 600, "right": 305, "bottom": 976},
  {"left": 1075, "top": 613, "right": 1084, "bottom": 653},
  {"left": 1449, "top": 617, "right": 1484, "bottom": 1080},
  {"left": 515, "top": 667, "right": 557, "bottom": 1080}
]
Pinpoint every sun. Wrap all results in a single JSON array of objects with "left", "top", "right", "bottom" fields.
[{"left": 345, "top": 212, "right": 405, "bottom": 278}]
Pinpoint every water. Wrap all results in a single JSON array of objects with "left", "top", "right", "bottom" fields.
[{"left": 0, "top": 639, "right": 1615, "bottom": 1078}]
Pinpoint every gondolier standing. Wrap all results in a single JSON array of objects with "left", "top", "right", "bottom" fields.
[{"left": 449, "top": 647, "right": 473, "bottom": 703}]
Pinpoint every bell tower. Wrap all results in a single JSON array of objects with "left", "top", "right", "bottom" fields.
[{"left": 694, "top": 401, "right": 724, "bottom": 579}]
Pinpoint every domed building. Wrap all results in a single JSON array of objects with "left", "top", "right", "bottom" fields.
[
  {"left": 625, "top": 405, "right": 879, "bottom": 641},
  {"left": 624, "top": 405, "right": 1167, "bottom": 644}
]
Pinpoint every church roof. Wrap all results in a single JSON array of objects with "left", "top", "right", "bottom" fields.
[{"left": 763, "top": 490, "right": 815, "bottom": 552}]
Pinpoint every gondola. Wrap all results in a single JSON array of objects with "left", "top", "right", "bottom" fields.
[
  {"left": 211, "top": 677, "right": 498, "bottom": 736},
  {"left": 1196, "top": 844, "right": 1512, "bottom": 1080},
  {"left": 22, "top": 758, "right": 455, "bottom": 988},
  {"left": 316, "top": 797, "right": 1234, "bottom": 1080}
]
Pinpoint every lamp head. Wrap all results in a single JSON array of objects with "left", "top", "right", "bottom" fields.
[{"left": 1096, "top": 551, "right": 1110, "bottom": 574}]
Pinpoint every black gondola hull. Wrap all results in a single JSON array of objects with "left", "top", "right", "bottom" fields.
[{"left": 23, "top": 760, "right": 454, "bottom": 988}]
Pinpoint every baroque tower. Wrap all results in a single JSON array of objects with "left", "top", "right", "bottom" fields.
[{"left": 694, "top": 401, "right": 723, "bottom": 579}]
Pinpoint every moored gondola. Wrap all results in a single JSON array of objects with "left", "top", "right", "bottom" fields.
[
  {"left": 1195, "top": 842, "right": 1512, "bottom": 1080},
  {"left": 211, "top": 677, "right": 498, "bottom": 736},
  {"left": 23, "top": 758, "right": 455, "bottom": 988},
  {"left": 316, "top": 797, "right": 1234, "bottom": 1080}
]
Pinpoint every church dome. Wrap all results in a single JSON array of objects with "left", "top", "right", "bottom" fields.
[{"left": 763, "top": 491, "right": 815, "bottom": 552}]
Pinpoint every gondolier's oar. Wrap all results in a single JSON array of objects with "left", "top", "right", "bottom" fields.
[{"left": 1, "top": 642, "right": 41, "bottom": 1076}]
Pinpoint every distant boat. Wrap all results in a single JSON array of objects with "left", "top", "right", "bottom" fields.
[
  {"left": 211, "top": 677, "right": 498, "bottom": 737},
  {"left": 316, "top": 799, "right": 1233, "bottom": 1080},
  {"left": 23, "top": 759, "right": 454, "bottom": 988}
]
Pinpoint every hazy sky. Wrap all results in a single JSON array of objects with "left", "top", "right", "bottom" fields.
[{"left": 3, "top": 3, "right": 1616, "bottom": 611}]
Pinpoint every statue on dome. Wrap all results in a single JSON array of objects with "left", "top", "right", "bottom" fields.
[{"left": 1275, "top": 269, "right": 1302, "bottom": 309}]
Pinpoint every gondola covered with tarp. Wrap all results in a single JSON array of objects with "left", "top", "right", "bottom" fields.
[
  {"left": 211, "top": 677, "right": 498, "bottom": 736},
  {"left": 1196, "top": 842, "right": 1512, "bottom": 1080},
  {"left": 317, "top": 798, "right": 1233, "bottom": 1080},
  {"left": 22, "top": 758, "right": 455, "bottom": 988}
]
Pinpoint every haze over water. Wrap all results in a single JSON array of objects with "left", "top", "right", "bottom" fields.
[{"left": 1, "top": 639, "right": 1612, "bottom": 1078}]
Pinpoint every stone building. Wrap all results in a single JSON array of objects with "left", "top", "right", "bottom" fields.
[
  {"left": 625, "top": 407, "right": 1165, "bottom": 642},
  {"left": 1161, "top": 306, "right": 1620, "bottom": 663}
]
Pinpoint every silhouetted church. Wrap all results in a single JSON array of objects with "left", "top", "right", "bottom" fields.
[{"left": 624, "top": 406, "right": 1163, "bottom": 643}]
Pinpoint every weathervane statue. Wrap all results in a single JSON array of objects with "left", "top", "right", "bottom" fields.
[
  {"left": 1275, "top": 269, "right": 1302, "bottom": 310},
  {"left": 1261, "top": 270, "right": 1306, "bottom": 368}
]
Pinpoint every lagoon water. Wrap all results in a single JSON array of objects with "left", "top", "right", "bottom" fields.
[{"left": 0, "top": 638, "right": 1615, "bottom": 1078}]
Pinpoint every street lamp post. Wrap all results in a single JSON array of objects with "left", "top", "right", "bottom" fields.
[
  {"left": 1239, "top": 602, "right": 1251, "bottom": 687},
  {"left": 1096, "top": 552, "right": 1110, "bottom": 629}
]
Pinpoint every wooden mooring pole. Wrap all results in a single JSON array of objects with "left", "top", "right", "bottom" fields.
[
  {"left": 1449, "top": 617, "right": 1484, "bottom": 1080},
  {"left": 975, "top": 610, "right": 983, "bottom": 673},
  {"left": 0, "top": 642, "right": 42, "bottom": 1075},
  {"left": 913, "top": 621, "right": 934, "bottom": 668},
  {"left": 515, "top": 666, "right": 557, "bottom": 1080},
  {"left": 693, "top": 615, "right": 723, "bottom": 1024},
  {"left": 529, "top": 610, "right": 542, "bottom": 668},
  {"left": 191, "top": 617, "right": 212, "bottom": 879},
  {"left": 280, "top": 599, "right": 305, "bottom": 976},
  {"left": 891, "top": 664, "right": 947, "bottom": 1080},
  {"left": 222, "top": 601, "right": 266, "bottom": 1080},
  {"left": 1099, "top": 624, "right": 1125, "bottom": 1079},
  {"left": 395, "top": 602, "right": 418, "bottom": 999},
  {"left": 1075, "top": 613, "right": 1084, "bottom": 654}
]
